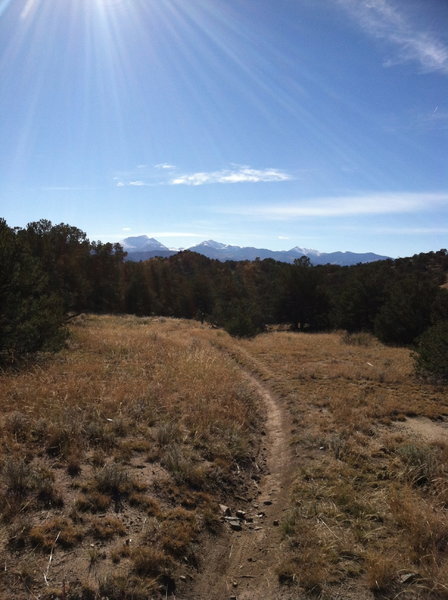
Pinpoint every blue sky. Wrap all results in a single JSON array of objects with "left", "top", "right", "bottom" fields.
[{"left": 0, "top": 0, "right": 447, "bottom": 257}]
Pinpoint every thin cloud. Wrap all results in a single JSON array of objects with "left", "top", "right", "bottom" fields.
[
  {"left": 373, "top": 226, "right": 448, "bottom": 235},
  {"left": 171, "top": 167, "right": 291, "bottom": 186},
  {"left": 217, "top": 192, "right": 448, "bottom": 219},
  {"left": 154, "top": 163, "right": 176, "bottom": 170},
  {"left": 338, "top": 0, "right": 448, "bottom": 74}
]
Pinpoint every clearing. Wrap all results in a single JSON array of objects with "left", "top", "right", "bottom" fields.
[{"left": 1, "top": 317, "right": 447, "bottom": 600}]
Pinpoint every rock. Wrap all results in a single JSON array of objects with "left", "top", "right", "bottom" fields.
[
  {"left": 179, "top": 575, "right": 187, "bottom": 582},
  {"left": 225, "top": 517, "right": 243, "bottom": 531},
  {"left": 273, "top": 520, "right": 279, "bottom": 526},
  {"left": 263, "top": 500, "right": 272, "bottom": 506},
  {"left": 219, "top": 504, "right": 231, "bottom": 516},
  {"left": 236, "top": 510, "right": 246, "bottom": 519}
]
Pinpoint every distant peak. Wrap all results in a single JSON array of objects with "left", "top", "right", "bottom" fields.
[
  {"left": 194, "top": 240, "right": 230, "bottom": 249},
  {"left": 291, "top": 246, "right": 321, "bottom": 256},
  {"left": 121, "top": 235, "right": 169, "bottom": 252}
]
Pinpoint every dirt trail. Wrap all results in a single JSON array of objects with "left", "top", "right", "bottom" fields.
[{"left": 187, "top": 353, "right": 295, "bottom": 600}]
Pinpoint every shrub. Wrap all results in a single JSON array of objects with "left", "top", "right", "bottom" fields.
[
  {"left": 3, "top": 457, "right": 33, "bottom": 496},
  {"left": 415, "top": 321, "right": 448, "bottom": 381}
]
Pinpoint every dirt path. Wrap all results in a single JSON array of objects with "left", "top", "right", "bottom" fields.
[{"left": 187, "top": 355, "right": 295, "bottom": 600}]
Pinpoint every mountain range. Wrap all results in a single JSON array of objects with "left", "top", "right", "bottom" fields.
[{"left": 120, "top": 235, "right": 390, "bottom": 266}]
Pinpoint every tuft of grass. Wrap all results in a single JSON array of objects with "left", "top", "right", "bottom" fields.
[
  {"left": 88, "top": 515, "right": 126, "bottom": 540},
  {"left": 131, "top": 547, "right": 173, "bottom": 577},
  {"left": 29, "top": 517, "right": 82, "bottom": 550},
  {"left": 76, "top": 491, "right": 112, "bottom": 513},
  {"left": 2, "top": 456, "right": 33, "bottom": 497}
]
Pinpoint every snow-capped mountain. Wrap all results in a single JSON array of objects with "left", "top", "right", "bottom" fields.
[
  {"left": 121, "top": 236, "right": 390, "bottom": 266},
  {"left": 291, "top": 247, "right": 321, "bottom": 257},
  {"left": 121, "top": 235, "right": 169, "bottom": 252}
]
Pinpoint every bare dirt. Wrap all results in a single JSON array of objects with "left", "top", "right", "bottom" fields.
[
  {"left": 187, "top": 366, "right": 296, "bottom": 600},
  {"left": 396, "top": 415, "right": 448, "bottom": 443}
]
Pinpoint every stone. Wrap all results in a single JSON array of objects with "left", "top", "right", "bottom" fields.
[
  {"left": 219, "top": 504, "right": 231, "bottom": 516},
  {"left": 235, "top": 510, "right": 246, "bottom": 519}
]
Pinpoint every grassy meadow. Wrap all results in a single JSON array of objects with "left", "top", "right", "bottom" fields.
[
  {"left": 0, "top": 315, "right": 261, "bottom": 599},
  {"left": 235, "top": 330, "right": 448, "bottom": 598},
  {"left": 0, "top": 315, "right": 447, "bottom": 599}
]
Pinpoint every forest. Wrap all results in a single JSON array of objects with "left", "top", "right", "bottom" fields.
[{"left": 1, "top": 218, "right": 447, "bottom": 376}]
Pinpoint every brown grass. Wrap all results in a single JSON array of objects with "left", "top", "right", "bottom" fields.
[
  {"left": 228, "top": 329, "right": 448, "bottom": 598},
  {"left": 0, "top": 314, "right": 261, "bottom": 599}
]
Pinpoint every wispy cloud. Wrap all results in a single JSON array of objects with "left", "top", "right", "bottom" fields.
[
  {"left": 154, "top": 163, "right": 176, "bottom": 170},
  {"left": 115, "top": 180, "right": 150, "bottom": 187},
  {"left": 373, "top": 226, "right": 448, "bottom": 235},
  {"left": 338, "top": 0, "right": 448, "bottom": 74},
  {"left": 217, "top": 192, "right": 448, "bottom": 219},
  {"left": 170, "top": 166, "right": 291, "bottom": 186}
]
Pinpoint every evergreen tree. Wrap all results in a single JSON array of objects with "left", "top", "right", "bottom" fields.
[{"left": 0, "top": 220, "right": 66, "bottom": 363}]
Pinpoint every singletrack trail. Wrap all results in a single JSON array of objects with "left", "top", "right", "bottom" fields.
[{"left": 188, "top": 345, "right": 296, "bottom": 600}]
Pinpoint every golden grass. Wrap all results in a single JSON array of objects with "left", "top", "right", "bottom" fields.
[
  {"left": 0, "top": 314, "right": 261, "bottom": 599},
  {"left": 228, "top": 329, "right": 448, "bottom": 599}
]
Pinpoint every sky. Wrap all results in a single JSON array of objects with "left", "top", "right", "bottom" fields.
[{"left": 0, "top": 0, "right": 447, "bottom": 257}]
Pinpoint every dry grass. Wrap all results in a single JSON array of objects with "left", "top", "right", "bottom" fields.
[
  {"left": 229, "top": 329, "right": 448, "bottom": 599},
  {"left": 0, "top": 314, "right": 261, "bottom": 599}
]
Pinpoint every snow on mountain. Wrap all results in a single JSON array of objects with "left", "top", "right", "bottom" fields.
[
  {"left": 121, "top": 235, "right": 169, "bottom": 252},
  {"left": 291, "top": 247, "right": 321, "bottom": 257},
  {"left": 122, "top": 236, "right": 390, "bottom": 265},
  {"left": 194, "top": 240, "right": 231, "bottom": 250}
]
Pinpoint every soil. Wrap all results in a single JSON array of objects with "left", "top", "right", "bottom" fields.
[
  {"left": 396, "top": 415, "right": 448, "bottom": 443},
  {"left": 185, "top": 362, "right": 296, "bottom": 600}
]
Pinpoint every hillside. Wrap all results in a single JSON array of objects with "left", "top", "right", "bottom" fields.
[{"left": 1, "top": 316, "right": 447, "bottom": 599}]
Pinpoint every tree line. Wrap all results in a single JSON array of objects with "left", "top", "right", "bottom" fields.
[{"left": 1, "top": 218, "right": 447, "bottom": 376}]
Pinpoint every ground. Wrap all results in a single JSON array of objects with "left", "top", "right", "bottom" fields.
[{"left": 1, "top": 318, "right": 447, "bottom": 599}]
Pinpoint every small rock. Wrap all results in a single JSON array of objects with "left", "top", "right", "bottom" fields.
[
  {"left": 179, "top": 575, "right": 187, "bottom": 582},
  {"left": 263, "top": 500, "right": 272, "bottom": 506},
  {"left": 219, "top": 504, "right": 231, "bottom": 516},
  {"left": 236, "top": 510, "right": 246, "bottom": 519},
  {"left": 273, "top": 520, "right": 279, "bottom": 526},
  {"left": 232, "top": 581, "right": 238, "bottom": 587},
  {"left": 257, "top": 512, "right": 265, "bottom": 518},
  {"left": 225, "top": 518, "right": 242, "bottom": 531}
]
